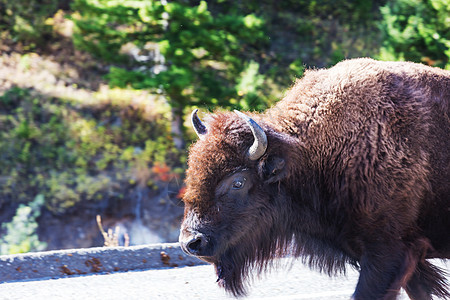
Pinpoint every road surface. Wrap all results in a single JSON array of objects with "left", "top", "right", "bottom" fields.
[{"left": 2, "top": 258, "right": 446, "bottom": 299}]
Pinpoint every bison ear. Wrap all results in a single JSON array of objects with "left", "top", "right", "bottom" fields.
[{"left": 259, "top": 155, "right": 286, "bottom": 183}]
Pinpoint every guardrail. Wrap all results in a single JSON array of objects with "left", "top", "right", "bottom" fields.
[{"left": 0, "top": 243, "right": 207, "bottom": 283}]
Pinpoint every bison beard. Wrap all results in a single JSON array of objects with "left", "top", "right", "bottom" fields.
[
  {"left": 179, "top": 59, "right": 450, "bottom": 299},
  {"left": 213, "top": 235, "right": 351, "bottom": 297},
  {"left": 213, "top": 188, "right": 295, "bottom": 296},
  {"left": 212, "top": 188, "right": 358, "bottom": 297},
  {"left": 215, "top": 245, "right": 256, "bottom": 296}
]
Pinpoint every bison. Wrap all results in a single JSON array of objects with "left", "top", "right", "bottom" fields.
[{"left": 178, "top": 58, "right": 450, "bottom": 299}]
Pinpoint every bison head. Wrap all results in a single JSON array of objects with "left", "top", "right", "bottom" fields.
[{"left": 179, "top": 109, "right": 300, "bottom": 296}]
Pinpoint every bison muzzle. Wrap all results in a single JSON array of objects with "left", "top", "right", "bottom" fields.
[{"left": 179, "top": 58, "right": 450, "bottom": 299}]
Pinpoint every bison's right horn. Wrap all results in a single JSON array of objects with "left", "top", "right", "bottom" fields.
[
  {"left": 191, "top": 109, "right": 207, "bottom": 139},
  {"left": 234, "top": 110, "right": 267, "bottom": 160}
]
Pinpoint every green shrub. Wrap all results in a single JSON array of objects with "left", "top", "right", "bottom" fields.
[
  {"left": 0, "top": 195, "right": 47, "bottom": 255},
  {"left": 0, "top": 0, "right": 59, "bottom": 48},
  {"left": 379, "top": 0, "right": 450, "bottom": 69},
  {"left": 0, "top": 86, "right": 182, "bottom": 214}
]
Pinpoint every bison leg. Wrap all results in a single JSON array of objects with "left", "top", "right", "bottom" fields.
[
  {"left": 405, "top": 272, "right": 432, "bottom": 300},
  {"left": 353, "top": 244, "right": 418, "bottom": 300}
]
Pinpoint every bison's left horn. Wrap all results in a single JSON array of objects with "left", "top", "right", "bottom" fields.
[
  {"left": 191, "top": 109, "right": 207, "bottom": 139},
  {"left": 234, "top": 110, "right": 267, "bottom": 160}
]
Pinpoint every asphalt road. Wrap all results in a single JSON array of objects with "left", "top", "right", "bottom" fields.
[{"left": 2, "top": 259, "right": 446, "bottom": 300}]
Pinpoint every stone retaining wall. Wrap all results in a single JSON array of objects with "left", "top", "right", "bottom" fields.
[{"left": 0, "top": 243, "right": 206, "bottom": 282}]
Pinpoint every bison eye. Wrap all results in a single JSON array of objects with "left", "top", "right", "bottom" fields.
[{"left": 231, "top": 178, "right": 246, "bottom": 190}]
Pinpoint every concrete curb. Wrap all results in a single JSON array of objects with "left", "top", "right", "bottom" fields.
[{"left": 0, "top": 243, "right": 207, "bottom": 283}]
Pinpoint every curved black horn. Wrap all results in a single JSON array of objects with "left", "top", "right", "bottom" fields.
[
  {"left": 234, "top": 110, "right": 267, "bottom": 160},
  {"left": 191, "top": 109, "right": 207, "bottom": 139}
]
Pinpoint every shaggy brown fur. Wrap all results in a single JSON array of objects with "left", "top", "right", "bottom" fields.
[{"left": 179, "top": 58, "right": 450, "bottom": 299}]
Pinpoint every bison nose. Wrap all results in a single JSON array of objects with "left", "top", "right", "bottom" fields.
[
  {"left": 186, "top": 234, "right": 206, "bottom": 254},
  {"left": 180, "top": 232, "right": 209, "bottom": 256}
]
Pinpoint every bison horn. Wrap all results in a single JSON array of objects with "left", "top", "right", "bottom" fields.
[
  {"left": 191, "top": 109, "right": 207, "bottom": 139},
  {"left": 234, "top": 110, "right": 267, "bottom": 160}
]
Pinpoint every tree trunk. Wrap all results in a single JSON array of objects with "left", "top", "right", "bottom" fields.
[{"left": 171, "top": 106, "right": 185, "bottom": 150}]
